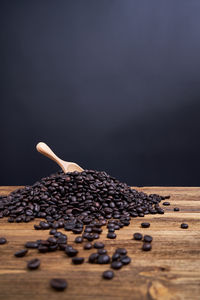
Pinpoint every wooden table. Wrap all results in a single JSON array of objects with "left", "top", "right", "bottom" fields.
[{"left": 0, "top": 186, "right": 200, "bottom": 300}]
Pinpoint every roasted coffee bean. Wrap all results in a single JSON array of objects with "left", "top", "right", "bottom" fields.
[
  {"left": 98, "top": 249, "right": 107, "bottom": 255},
  {"left": 93, "top": 233, "right": 100, "bottom": 239},
  {"left": 84, "top": 243, "right": 93, "bottom": 250},
  {"left": 34, "top": 225, "right": 42, "bottom": 230},
  {"left": 143, "top": 235, "right": 153, "bottom": 243},
  {"left": 111, "top": 261, "right": 123, "bottom": 269},
  {"left": 108, "top": 228, "right": 115, "bottom": 233},
  {"left": 88, "top": 253, "right": 99, "bottom": 263},
  {"left": 116, "top": 248, "right": 127, "bottom": 255},
  {"left": 133, "top": 233, "right": 143, "bottom": 240},
  {"left": 39, "top": 221, "right": 50, "bottom": 229},
  {"left": 94, "top": 242, "right": 104, "bottom": 249},
  {"left": 49, "top": 244, "right": 58, "bottom": 251},
  {"left": 57, "top": 237, "right": 67, "bottom": 244},
  {"left": 0, "top": 237, "right": 7, "bottom": 245},
  {"left": 54, "top": 232, "right": 62, "bottom": 238},
  {"left": 25, "top": 241, "right": 38, "bottom": 249},
  {"left": 107, "top": 232, "right": 116, "bottom": 239},
  {"left": 181, "top": 223, "right": 188, "bottom": 229},
  {"left": 50, "top": 278, "right": 67, "bottom": 291},
  {"left": 47, "top": 237, "right": 57, "bottom": 244},
  {"left": 49, "top": 229, "right": 57, "bottom": 235},
  {"left": 27, "top": 258, "right": 40, "bottom": 270},
  {"left": 75, "top": 236, "right": 83, "bottom": 243},
  {"left": 38, "top": 245, "right": 48, "bottom": 253},
  {"left": 14, "top": 249, "right": 28, "bottom": 257},
  {"left": 65, "top": 247, "right": 78, "bottom": 257},
  {"left": 72, "top": 257, "right": 84, "bottom": 264},
  {"left": 163, "top": 202, "right": 170, "bottom": 206},
  {"left": 97, "top": 254, "right": 110, "bottom": 264},
  {"left": 112, "top": 252, "right": 120, "bottom": 261},
  {"left": 121, "top": 256, "right": 131, "bottom": 265},
  {"left": 141, "top": 222, "right": 150, "bottom": 228},
  {"left": 174, "top": 207, "right": 180, "bottom": 211},
  {"left": 142, "top": 243, "right": 152, "bottom": 251},
  {"left": 58, "top": 244, "right": 67, "bottom": 251},
  {"left": 102, "top": 270, "right": 114, "bottom": 280}
]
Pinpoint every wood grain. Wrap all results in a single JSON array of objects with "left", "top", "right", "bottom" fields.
[{"left": 0, "top": 186, "right": 200, "bottom": 300}]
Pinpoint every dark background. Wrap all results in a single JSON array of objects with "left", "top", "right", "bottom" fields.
[{"left": 1, "top": 0, "right": 200, "bottom": 186}]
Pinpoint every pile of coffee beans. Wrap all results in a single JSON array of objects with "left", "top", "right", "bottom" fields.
[
  {"left": 0, "top": 169, "right": 172, "bottom": 291},
  {"left": 0, "top": 170, "right": 168, "bottom": 225}
]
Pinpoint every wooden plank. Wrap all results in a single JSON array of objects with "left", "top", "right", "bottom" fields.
[{"left": 0, "top": 186, "right": 200, "bottom": 300}]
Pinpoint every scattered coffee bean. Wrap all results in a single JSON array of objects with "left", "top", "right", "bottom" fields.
[
  {"left": 88, "top": 253, "right": 99, "bottom": 263},
  {"left": 72, "top": 257, "right": 84, "bottom": 264},
  {"left": 141, "top": 222, "right": 150, "bottom": 228},
  {"left": 142, "top": 243, "right": 152, "bottom": 251},
  {"left": 102, "top": 270, "right": 114, "bottom": 280},
  {"left": 25, "top": 241, "right": 38, "bottom": 249},
  {"left": 98, "top": 249, "right": 107, "bottom": 255},
  {"left": 50, "top": 278, "right": 67, "bottom": 291},
  {"left": 181, "top": 223, "right": 188, "bottom": 229},
  {"left": 38, "top": 245, "right": 48, "bottom": 253},
  {"left": 65, "top": 247, "right": 78, "bottom": 257},
  {"left": 116, "top": 248, "right": 127, "bottom": 255},
  {"left": 94, "top": 242, "right": 104, "bottom": 249},
  {"left": 27, "top": 258, "right": 40, "bottom": 270},
  {"left": 107, "top": 232, "right": 116, "bottom": 239},
  {"left": 111, "top": 261, "right": 123, "bottom": 269},
  {"left": 49, "top": 229, "right": 57, "bottom": 235},
  {"left": 112, "top": 252, "right": 120, "bottom": 261},
  {"left": 133, "top": 233, "right": 143, "bottom": 240},
  {"left": 120, "top": 256, "right": 131, "bottom": 265},
  {"left": 143, "top": 235, "right": 153, "bottom": 243},
  {"left": 174, "top": 207, "right": 180, "bottom": 211},
  {"left": 97, "top": 254, "right": 110, "bottom": 264},
  {"left": 0, "top": 237, "right": 7, "bottom": 245},
  {"left": 84, "top": 243, "right": 93, "bottom": 250},
  {"left": 163, "top": 202, "right": 170, "bottom": 206},
  {"left": 14, "top": 249, "right": 28, "bottom": 257},
  {"left": 75, "top": 236, "right": 83, "bottom": 243}
]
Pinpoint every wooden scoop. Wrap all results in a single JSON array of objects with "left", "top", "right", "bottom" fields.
[{"left": 36, "top": 142, "right": 84, "bottom": 173}]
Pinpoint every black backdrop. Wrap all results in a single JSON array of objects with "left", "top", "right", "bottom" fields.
[{"left": 1, "top": 0, "right": 200, "bottom": 186}]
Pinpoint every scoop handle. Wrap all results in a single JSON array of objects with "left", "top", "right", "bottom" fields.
[{"left": 36, "top": 142, "right": 65, "bottom": 171}]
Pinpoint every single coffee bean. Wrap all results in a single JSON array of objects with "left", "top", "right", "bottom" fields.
[
  {"left": 93, "top": 233, "right": 100, "bottom": 239},
  {"left": 143, "top": 235, "right": 153, "bottom": 243},
  {"left": 75, "top": 236, "right": 83, "bottom": 243},
  {"left": 112, "top": 252, "right": 120, "bottom": 261},
  {"left": 49, "top": 229, "right": 57, "bottom": 235},
  {"left": 181, "top": 223, "right": 188, "bottom": 229},
  {"left": 133, "top": 233, "right": 143, "bottom": 240},
  {"left": 120, "top": 256, "right": 131, "bottom": 265},
  {"left": 97, "top": 254, "right": 110, "bottom": 264},
  {"left": 174, "top": 207, "right": 180, "bottom": 211},
  {"left": 88, "top": 253, "right": 99, "bottom": 263},
  {"left": 111, "top": 261, "right": 123, "bottom": 269},
  {"left": 65, "top": 247, "right": 78, "bottom": 257},
  {"left": 14, "top": 249, "right": 28, "bottom": 257},
  {"left": 102, "top": 270, "right": 114, "bottom": 280},
  {"left": 47, "top": 237, "right": 57, "bottom": 244},
  {"left": 25, "top": 241, "right": 38, "bottom": 249},
  {"left": 34, "top": 225, "right": 42, "bottom": 230},
  {"left": 142, "top": 243, "right": 152, "bottom": 251},
  {"left": 54, "top": 232, "right": 62, "bottom": 238},
  {"left": 141, "top": 222, "right": 150, "bottom": 228},
  {"left": 84, "top": 243, "right": 93, "bottom": 250},
  {"left": 94, "top": 242, "right": 104, "bottom": 249},
  {"left": 116, "top": 248, "right": 127, "bottom": 255},
  {"left": 107, "top": 232, "right": 116, "bottom": 239},
  {"left": 163, "top": 202, "right": 170, "bottom": 206},
  {"left": 98, "top": 249, "right": 107, "bottom": 255},
  {"left": 72, "top": 257, "right": 84, "bottom": 264},
  {"left": 38, "top": 245, "right": 48, "bottom": 253},
  {"left": 27, "top": 258, "right": 40, "bottom": 270},
  {"left": 0, "top": 237, "right": 7, "bottom": 245},
  {"left": 50, "top": 278, "right": 67, "bottom": 291}
]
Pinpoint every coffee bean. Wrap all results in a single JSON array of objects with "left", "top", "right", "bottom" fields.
[
  {"left": 75, "top": 236, "right": 83, "bottom": 243},
  {"left": 97, "top": 254, "right": 110, "bottom": 264},
  {"left": 94, "top": 242, "right": 104, "bottom": 249},
  {"left": 143, "top": 235, "right": 153, "bottom": 243},
  {"left": 34, "top": 225, "right": 42, "bottom": 230},
  {"left": 116, "top": 248, "right": 127, "bottom": 255},
  {"left": 47, "top": 237, "right": 57, "bottom": 244},
  {"left": 174, "top": 207, "right": 180, "bottom": 211},
  {"left": 142, "top": 243, "right": 152, "bottom": 251},
  {"left": 49, "top": 229, "right": 57, "bottom": 235},
  {"left": 88, "top": 253, "right": 99, "bottom": 263},
  {"left": 14, "top": 249, "right": 28, "bottom": 257},
  {"left": 38, "top": 245, "right": 48, "bottom": 253},
  {"left": 102, "top": 270, "right": 114, "bottom": 280},
  {"left": 112, "top": 252, "right": 120, "bottom": 261},
  {"left": 93, "top": 233, "right": 100, "bottom": 239},
  {"left": 111, "top": 261, "right": 123, "bottom": 269},
  {"left": 72, "top": 257, "right": 84, "bottom": 264},
  {"left": 181, "top": 223, "right": 188, "bottom": 229},
  {"left": 98, "top": 249, "right": 107, "bottom": 255},
  {"left": 27, "top": 258, "right": 40, "bottom": 270},
  {"left": 25, "top": 241, "right": 38, "bottom": 249},
  {"left": 107, "top": 232, "right": 116, "bottom": 239},
  {"left": 133, "top": 233, "right": 143, "bottom": 240},
  {"left": 84, "top": 243, "right": 93, "bottom": 250},
  {"left": 50, "top": 278, "right": 67, "bottom": 291},
  {"left": 0, "top": 237, "right": 7, "bottom": 245},
  {"left": 120, "top": 256, "right": 131, "bottom": 265},
  {"left": 163, "top": 202, "right": 170, "bottom": 206},
  {"left": 65, "top": 247, "right": 78, "bottom": 257},
  {"left": 141, "top": 222, "right": 150, "bottom": 228}
]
